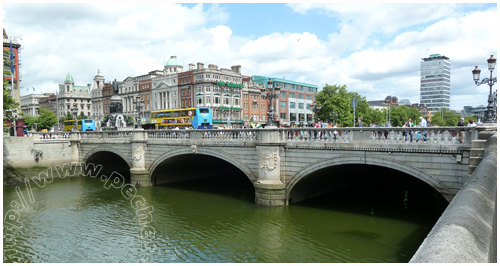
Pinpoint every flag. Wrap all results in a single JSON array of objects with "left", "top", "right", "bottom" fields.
[
  {"left": 33, "top": 87, "right": 35, "bottom": 91},
  {"left": 9, "top": 40, "right": 14, "bottom": 74}
]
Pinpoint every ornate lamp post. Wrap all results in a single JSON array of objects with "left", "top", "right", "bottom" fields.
[
  {"left": 472, "top": 55, "right": 497, "bottom": 123},
  {"left": 331, "top": 110, "right": 338, "bottom": 124},
  {"left": 260, "top": 79, "right": 281, "bottom": 127},
  {"left": 133, "top": 95, "right": 144, "bottom": 128},
  {"left": 309, "top": 103, "right": 321, "bottom": 124},
  {"left": 70, "top": 103, "right": 79, "bottom": 131}
]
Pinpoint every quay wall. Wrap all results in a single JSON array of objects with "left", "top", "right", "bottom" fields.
[
  {"left": 3, "top": 137, "right": 72, "bottom": 168},
  {"left": 410, "top": 133, "right": 497, "bottom": 263}
]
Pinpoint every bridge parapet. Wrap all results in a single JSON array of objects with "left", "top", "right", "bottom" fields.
[{"left": 279, "top": 126, "right": 478, "bottom": 145}]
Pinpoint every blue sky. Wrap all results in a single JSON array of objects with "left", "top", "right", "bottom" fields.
[{"left": 3, "top": 2, "right": 498, "bottom": 110}]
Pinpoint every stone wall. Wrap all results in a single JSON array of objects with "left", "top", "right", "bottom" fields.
[
  {"left": 3, "top": 137, "right": 72, "bottom": 168},
  {"left": 410, "top": 133, "right": 497, "bottom": 263}
]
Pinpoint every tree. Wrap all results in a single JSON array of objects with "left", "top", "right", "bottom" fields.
[
  {"left": 77, "top": 111, "right": 88, "bottom": 120},
  {"left": 431, "top": 108, "right": 460, "bottom": 126},
  {"left": 37, "top": 108, "right": 57, "bottom": 130},
  {"left": 315, "top": 84, "right": 371, "bottom": 127},
  {"left": 60, "top": 111, "right": 74, "bottom": 124},
  {"left": 22, "top": 115, "right": 37, "bottom": 130},
  {"left": 3, "top": 49, "right": 18, "bottom": 118}
]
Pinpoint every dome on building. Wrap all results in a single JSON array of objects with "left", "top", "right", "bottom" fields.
[
  {"left": 165, "top": 56, "right": 181, "bottom": 67},
  {"left": 65, "top": 73, "right": 74, "bottom": 83}
]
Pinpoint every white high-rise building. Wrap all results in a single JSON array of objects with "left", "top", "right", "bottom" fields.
[{"left": 420, "top": 54, "right": 451, "bottom": 113}]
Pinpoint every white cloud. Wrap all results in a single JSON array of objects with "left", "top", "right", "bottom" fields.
[{"left": 3, "top": 3, "right": 497, "bottom": 112}]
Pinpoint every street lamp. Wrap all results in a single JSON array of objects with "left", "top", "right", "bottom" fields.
[
  {"left": 70, "top": 103, "right": 79, "bottom": 131},
  {"left": 133, "top": 95, "right": 144, "bottom": 128},
  {"left": 472, "top": 55, "right": 497, "bottom": 123},
  {"left": 331, "top": 110, "right": 338, "bottom": 124},
  {"left": 260, "top": 79, "right": 281, "bottom": 127},
  {"left": 309, "top": 103, "right": 321, "bottom": 124}
]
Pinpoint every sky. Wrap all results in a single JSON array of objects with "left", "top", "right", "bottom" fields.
[{"left": 2, "top": 2, "right": 498, "bottom": 111}]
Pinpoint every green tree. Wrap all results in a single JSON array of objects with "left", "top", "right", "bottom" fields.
[
  {"left": 22, "top": 115, "right": 37, "bottom": 130},
  {"left": 37, "top": 108, "right": 57, "bottom": 130},
  {"left": 431, "top": 108, "right": 460, "bottom": 126},
  {"left": 77, "top": 111, "right": 88, "bottom": 120},
  {"left": 3, "top": 49, "right": 18, "bottom": 118},
  {"left": 315, "top": 84, "right": 371, "bottom": 127}
]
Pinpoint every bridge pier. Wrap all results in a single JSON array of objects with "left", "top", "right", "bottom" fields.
[
  {"left": 254, "top": 127, "right": 287, "bottom": 206},
  {"left": 254, "top": 183, "right": 287, "bottom": 206},
  {"left": 130, "top": 129, "right": 151, "bottom": 187}
]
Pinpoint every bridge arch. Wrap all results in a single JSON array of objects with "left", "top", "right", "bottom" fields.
[
  {"left": 148, "top": 146, "right": 258, "bottom": 185},
  {"left": 286, "top": 155, "right": 454, "bottom": 202},
  {"left": 82, "top": 147, "right": 132, "bottom": 183},
  {"left": 82, "top": 147, "right": 132, "bottom": 168}
]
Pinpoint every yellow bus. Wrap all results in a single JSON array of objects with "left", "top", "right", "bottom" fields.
[
  {"left": 63, "top": 120, "right": 82, "bottom": 131},
  {"left": 149, "top": 107, "right": 213, "bottom": 129}
]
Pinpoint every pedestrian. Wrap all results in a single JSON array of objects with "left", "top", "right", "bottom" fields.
[
  {"left": 418, "top": 116, "right": 427, "bottom": 141},
  {"left": 358, "top": 118, "right": 364, "bottom": 127},
  {"left": 467, "top": 120, "right": 477, "bottom": 127},
  {"left": 457, "top": 117, "right": 465, "bottom": 143}
]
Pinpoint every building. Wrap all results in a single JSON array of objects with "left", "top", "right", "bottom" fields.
[
  {"left": 152, "top": 56, "right": 183, "bottom": 112},
  {"left": 56, "top": 73, "right": 93, "bottom": 121},
  {"left": 241, "top": 76, "right": 266, "bottom": 125},
  {"left": 179, "top": 64, "right": 195, "bottom": 108},
  {"left": 192, "top": 63, "right": 244, "bottom": 127},
  {"left": 420, "top": 54, "right": 451, "bottom": 113},
  {"left": 38, "top": 93, "right": 57, "bottom": 115},
  {"left": 3, "top": 29, "right": 22, "bottom": 108},
  {"left": 399, "top": 99, "right": 411, "bottom": 106},
  {"left": 91, "top": 70, "right": 106, "bottom": 123},
  {"left": 20, "top": 93, "right": 53, "bottom": 116},
  {"left": 368, "top": 96, "right": 399, "bottom": 111},
  {"left": 252, "top": 76, "right": 318, "bottom": 126}
]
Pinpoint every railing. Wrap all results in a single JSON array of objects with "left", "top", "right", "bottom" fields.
[
  {"left": 279, "top": 127, "right": 476, "bottom": 145},
  {"left": 59, "top": 126, "right": 488, "bottom": 146},
  {"left": 33, "top": 132, "right": 71, "bottom": 140},
  {"left": 79, "top": 131, "right": 134, "bottom": 139},
  {"left": 147, "top": 130, "right": 191, "bottom": 140},
  {"left": 200, "top": 129, "right": 259, "bottom": 141}
]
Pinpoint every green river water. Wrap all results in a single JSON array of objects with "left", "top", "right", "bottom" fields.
[{"left": 3, "top": 168, "right": 447, "bottom": 263}]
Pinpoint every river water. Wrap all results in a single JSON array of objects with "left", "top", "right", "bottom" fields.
[{"left": 3, "top": 169, "right": 447, "bottom": 263}]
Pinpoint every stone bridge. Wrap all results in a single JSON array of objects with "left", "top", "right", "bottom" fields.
[{"left": 56, "top": 126, "right": 495, "bottom": 206}]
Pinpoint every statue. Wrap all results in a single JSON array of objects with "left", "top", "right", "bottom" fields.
[{"left": 112, "top": 79, "right": 119, "bottom": 95}]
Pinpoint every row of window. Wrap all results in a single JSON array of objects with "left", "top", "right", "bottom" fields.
[
  {"left": 197, "top": 97, "right": 240, "bottom": 106},
  {"left": 243, "top": 103, "right": 266, "bottom": 111},
  {"left": 194, "top": 74, "right": 241, "bottom": 83},
  {"left": 195, "top": 86, "right": 241, "bottom": 95},
  {"left": 280, "top": 101, "right": 312, "bottom": 110}
]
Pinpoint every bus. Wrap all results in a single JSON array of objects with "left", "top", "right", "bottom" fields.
[
  {"left": 63, "top": 119, "right": 96, "bottom": 131},
  {"left": 149, "top": 107, "right": 213, "bottom": 129}
]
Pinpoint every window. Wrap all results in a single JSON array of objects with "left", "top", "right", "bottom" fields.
[
  {"left": 289, "top": 92, "right": 295, "bottom": 98},
  {"left": 306, "top": 95, "right": 312, "bottom": 100},
  {"left": 280, "top": 91, "right": 287, "bottom": 97},
  {"left": 281, "top": 113, "right": 286, "bottom": 120},
  {"left": 298, "top": 94, "right": 303, "bottom": 99},
  {"left": 290, "top": 102, "right": 296, "bottom": 109},
  {"left": 290, "top": 113, "right": 297, "bottom": 121},
  {"left": 299, "top": 103, "right": 304, "bottom": 109},
  {"left": 280, "top": 101, "right": 287, "bottom": 108}
]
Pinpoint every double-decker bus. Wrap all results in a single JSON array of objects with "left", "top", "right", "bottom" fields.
[
  {"left": 149, "top": 107, "right": 213, "bottom": 129},
  {"left": 63, "top": 119, "right": 96, "bottom": 131}
]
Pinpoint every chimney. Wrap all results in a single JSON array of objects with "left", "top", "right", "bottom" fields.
[
  {"left": 197, "top": 62, "right": 204, "bottom": 70},
  {"left": 231, "top": 65, "right": 241, "bottom": 74},
  {"left": 189, "top": 63, "right": 195, "bottom": 70}
]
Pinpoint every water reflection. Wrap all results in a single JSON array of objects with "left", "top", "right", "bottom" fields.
[{"left": 4, "top": 170, "right": 445, "bottom": 263}]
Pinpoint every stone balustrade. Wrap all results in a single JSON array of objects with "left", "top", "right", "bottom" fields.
[{"left": 67, "top": 126, "right": 481, "bottom": 146}]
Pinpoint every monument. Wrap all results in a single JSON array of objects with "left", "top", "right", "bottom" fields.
[{"left": 103, "top": 79, "right": 128, "bottom": 128}]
